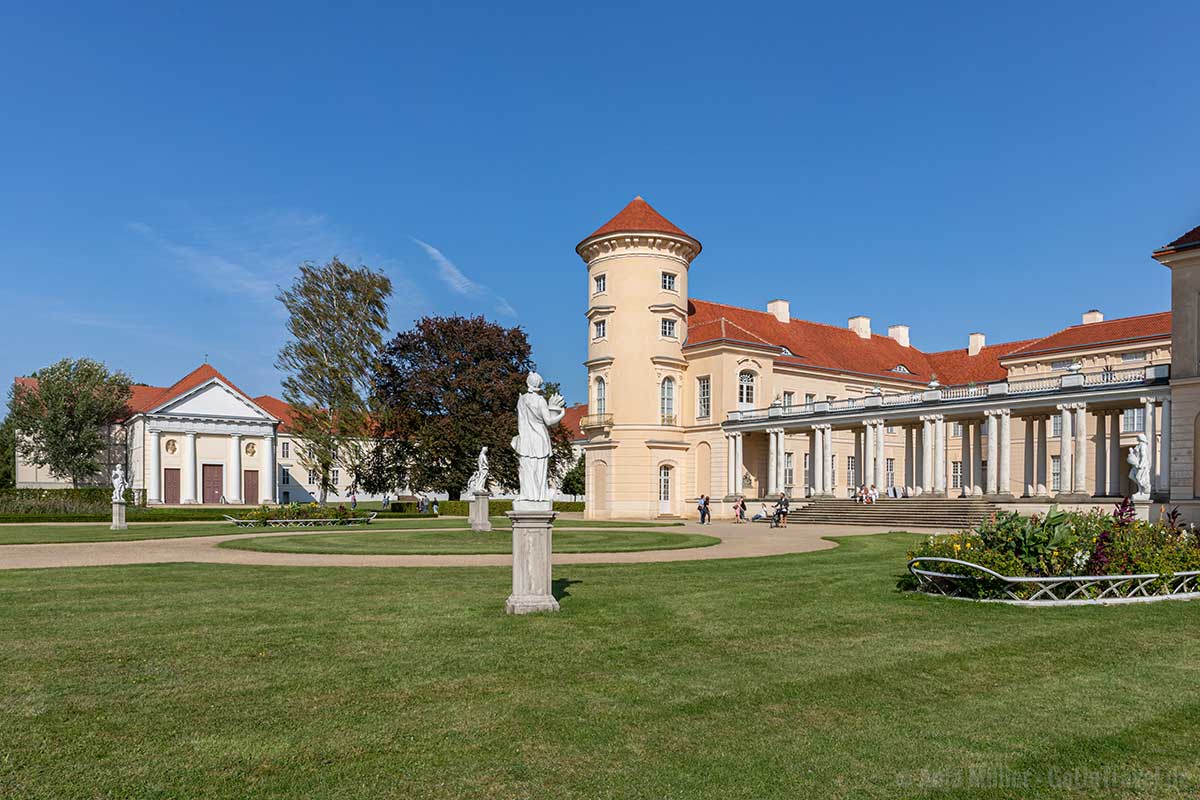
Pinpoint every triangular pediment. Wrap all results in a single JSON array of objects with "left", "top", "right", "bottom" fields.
[{"left": 155, "top": 380, "right": 274, "bottom": 420}]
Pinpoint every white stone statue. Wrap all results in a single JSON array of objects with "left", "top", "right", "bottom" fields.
[
  {"left": 511, "top": 372, "right": 565, "bottom": 505},
  {"left": 466, "top": 446, "right": 490, "bottom": 494},
  {"left": 1128, "top": 433, "right": 1152, "bottom": 500},
  {"left": 111, "top": 465, "right": 129, "bottom": 504}
]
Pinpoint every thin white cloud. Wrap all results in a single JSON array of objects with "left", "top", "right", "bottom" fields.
[{"left": 413, "top": 238, "right": 517, "bottom": 318}]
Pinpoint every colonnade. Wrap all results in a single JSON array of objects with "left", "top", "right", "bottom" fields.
[
  {"left": 723, "top": 397, "right": 1171, "bottom": 499},
  {"left": 147, "top": 429, "right": 276, "bottom": 504}
]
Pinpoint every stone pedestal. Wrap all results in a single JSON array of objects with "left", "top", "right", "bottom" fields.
[
  {"left": 505, "top": 508, "right": 559, "bottom": 615},
  {"left": 470, "top": 491, "right": 492, "bottom": 532},
  {"left": 111, "top": 500, "right": 127, "bottom": 531}
]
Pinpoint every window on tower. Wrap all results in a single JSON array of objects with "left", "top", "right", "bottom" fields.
[
  {"left": 593, "top": 319, "right": 607, "bottom": 340},
  {"left": 661, "top": 318, "right": 677, "bottom": 339},
  {"left": 594, "top": 274, "right": 606, "bottom": 294},
  {"left": 661, "top": 272, "right": 677, "bottom": 292}
]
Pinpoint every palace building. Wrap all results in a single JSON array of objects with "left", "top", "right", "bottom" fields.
[{"left": 577, "top": 197, "right": 1200, "bottom": 520}]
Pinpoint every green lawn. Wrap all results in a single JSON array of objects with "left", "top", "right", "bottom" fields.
[
  {"left": 220, "top": 528, "right": 719, "bottom": 555},
  {"left": 2, "top": 534, "right": 1198, "bottom": 798},
  {"left": 0, "top": 517, "right": 679, "bottom": 546}
]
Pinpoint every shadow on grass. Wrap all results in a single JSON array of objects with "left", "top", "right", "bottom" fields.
[{"left": 552, "top": 577, "right": 582, "bottom": 602}]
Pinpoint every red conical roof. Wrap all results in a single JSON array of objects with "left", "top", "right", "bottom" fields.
[{"left": 578, "top": 196, "right": 698, "bottom": 250}]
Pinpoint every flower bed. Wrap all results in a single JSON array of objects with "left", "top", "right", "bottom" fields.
[
  {"left": 225, "top": 503, "right": 376, "bottom": 528},
  {"left": 901, "top": 499, "right": 1200, "bottom": 604}
]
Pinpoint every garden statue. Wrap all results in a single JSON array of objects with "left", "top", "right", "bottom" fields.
[
  {"left": 1128, "top": 433, "right": 1151, "bottom": 500},
  {"left": 511, "top": 372, "right": 565, "bottom": 507},
  {"left": 111, "top": 464, "right": 129, "bottom": 504},
  {"left": 466, "top": 446, "right": 489, "bottom": 495}
]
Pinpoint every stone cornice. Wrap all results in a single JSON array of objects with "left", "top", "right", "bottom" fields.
[
  {"left": 585, "top": 305, "right": 616, "bottom": 319},
  {"left": 577, "top": 233, "right": 700, "bottom": 268}
]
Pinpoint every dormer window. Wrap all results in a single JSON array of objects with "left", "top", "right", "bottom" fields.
[
  {"left": 661, "top": 272, "right": 677, "bottom": 292},
  {"left": 891, "top": 365, "right": 912, "bottom": 374}
]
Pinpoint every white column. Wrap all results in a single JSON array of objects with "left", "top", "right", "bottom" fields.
[
  {"left": 921, "top": 417, "right": 933, "bottom": 491},
  {"left": 767, "top": 429, "right": 779, "bottom": 495},
  {"left": 1057, "top": 405, "right": 1073, "bottom": 495},
  {"left": 823, "top": 427, "right": 834, "bottom": 495},
  {"left": 148, "top": 430, "right": 162, "bottom": 504},
  {"left": 1160, "top": 398, "right": 1171, "bottom": 494},
  {"left": 261, "top": 434, "right": 276, "bottom": 503},
  {"left": 181, "top": 432, "right": 197, "bottom": 504},
  {"left": 985, "top": 412, "right": 999, "bottom": 495},
  {"left": 970, "top": 420, "right": 983, "bottom": 496},
  {"left": 998, "top": 410, "right": 1011, "bottom": 496},
  {"left": 1143, "top": 398, "right": 1157, "bottom": 494},
  {"left": 1108, "top": 411, "right": 1122, "bottom": 496},
  {"left": 1036, "top": 416, "right": 1049, "bottom": 496},
  {"left": 1023, "top": 417, "right": 1035, "bottom": 496},
  {"left": 864, "top": 421, "right": 875, "bottom": 490},
  {"left": 933, "top": 416, "right": 947, "bottom": 494},
  {"left": 726, "top": 433, "right": 735, "bottom": 495},
  {"left": 227, "top": 434, "right": 243, "bottom": 503},
  {"left": 904, "top": 427, "right": 914, "bottom": 488},
  {"left": 1074, "top": 404, "right": 1088, "bottom": 495},
  {"left": 729, "top": 431, "right": 739, "bottom": 494},
  {"left": 780, "top": 430, "right": 789, "bottom": 496},
  {"left": 874, "top": 421, "right": 886, "bottom": 489}
]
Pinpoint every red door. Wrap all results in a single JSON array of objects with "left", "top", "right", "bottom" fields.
[
  {"left": 202, "top": 464, "right": 223, "bottom": 504},
  {"left": 242, "top": 470, "right": 259, "bottom": 505},
  {"left": 163, "top": 469, "right": 180, "bottom": 504}
]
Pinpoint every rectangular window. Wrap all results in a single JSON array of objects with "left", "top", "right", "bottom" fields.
[
  {"left": 1051, "top": 455, "right": 1062, "bottom": 491},
  {"left": 281, "top": 467, "right": 291, "bottom": 485},
  {"left": 307, "top": 470, "right": 318, "bottom": 485},
  {"left": 594, "top": 274, "right": 606, "bottom": 294},
  {"left": 847, "top": 455, "right": 857, "bottom": 488},
  {"left": 981, "top": 461, "right": 988, "bottom": 491},
  {"left": 885, "top": 457, "right": 895, "bottom": 488},
  {"left": 826, "top": 394, "right": 835, "bottom": 402},
  {"left": 593, "top": 319, "right": 607, "bottom": 340},
  {"left": 804, "top": 393, "right": 816, "bottom": 404},
  {"left": 784, "top": 453, "right": 794, "bottom": 487},
  {"left": 660, "top": 318, "right": 677, "bottom": 339},
  {"left": 830, "top": 453, "right": 837, "bottom": 487},
  {"left": 953, "top": 423, "right": 964, "bottom": 437},
  {"left": 783, "top": 391, "right": 794, "bottom": 409},
  {"left": 280, "top": 441, "right": 290, "bottom": 459},
  {"left": 885, "top": 425, "right": 895, "bottom": 434},
  {"left": 697, "top": 377, "right": 711, "bottom": 419},
  {"left": 331, "top": 468, "right": 340, "bottom": 485},
  {"left": 661, "top": 272, "right": 677, "bottom": 292},
  {"left": 1123, "top": 408, "right": 1145, "bottom": 432},
  {"left": 803, "top": 452, "right": 810, "bottom": 487},
  {"left": 952, "top": 461, "right": 963, "bottom": 489},
  {"left": 1121, "top": 351, "right": 1146, "bottom": 363},
  {"left": 1052, "top": 415, "right": 1063, "bottom": 437}
]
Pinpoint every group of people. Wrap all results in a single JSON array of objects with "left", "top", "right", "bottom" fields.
[
  {"left": 716, "top": 494, "right": 790, "bottom": 527},
  {"left": 416, "top": 496, "right": 440, "bottom": 515},
  {"left": 696, "top": 495, "right": 713, "bottom": 524},
  {"left": 854, "top": 484, "right": 881, "bottom": 504}
]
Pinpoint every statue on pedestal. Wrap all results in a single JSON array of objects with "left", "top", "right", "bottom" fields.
[
  {"left": 466, "top": 446, "right": 490, "bottom": 495},
  {"left": 1128, "top": 433, "right": 1152, "bottom": 500},
  {"left": 511, "top": 372, "right": 565, "bottom": 506},
  {"left": 111, "top": 465, "right": 129, "bottom": 504}
]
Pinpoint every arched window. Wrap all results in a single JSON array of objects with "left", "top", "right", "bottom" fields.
[
  {"left": 660, "top": 377, "right": 675, "bottom": 424},
  {"left": 595, "top": 377, "right": 607, "bottom": 415},
  {"left": 738, "top": 370, "right": 756, "bottom": 409}
]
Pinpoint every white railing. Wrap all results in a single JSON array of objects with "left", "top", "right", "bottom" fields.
[
  {"left": 830, "top": 398, "right": 867, "bottom": 412},
  {"left": 940, "top": 385, "right": 988, "bottom": 401},
  {"left": 883, "top": 391, "right": 922, "bottom": 406},
  {"left": 1084, "top": 367, "right": 1146, "bottom": 387},
  {"left": 1008, "top": 376, "right": 1061, "bottom": 394}
]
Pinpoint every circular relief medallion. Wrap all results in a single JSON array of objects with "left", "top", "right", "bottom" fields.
[
  {"left": 165, "top": 439, "right": 177, "bottom": 455},
  {"left": 244, "top": 442, "right": 257, "bottom": 457}
]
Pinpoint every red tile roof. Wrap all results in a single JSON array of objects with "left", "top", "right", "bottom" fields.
[
  {"left": 578, "top": 196, "right": 698, "bottom": 250},
  {"left": 253, "top": 394, "right": 296, "bottom": 432},
  {"left": 1158, "top": 223, "right": 1200, "bottom": 253},
  {"left": 1003, "top": 311, "right": 1171, "bottom": 358},
  {"left": 561, "top": 402, "right": 587, "bottom": 442},
  {"left": 686, "top": 299, "right": 1170, "bottom": 386}
]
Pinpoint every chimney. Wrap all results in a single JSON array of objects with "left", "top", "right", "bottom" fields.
[
  {"left": 767, "top": 299, "right": 790, "bottom": 323},
  {"left": 968, "top": 332, "right": 986, "bottom": 356},
  {"left": 1082, "top": 309, "right": 1104, "bottom": 324},
  {"left": 848, "top": 315, "right": 871, "bottom": 339},
  {"left": 887, "top": 324, "right": 910, "bottom": 348}
]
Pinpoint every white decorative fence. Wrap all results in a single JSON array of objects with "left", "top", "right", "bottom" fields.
[
  {"left": 908, "top": 557, "right": 1200, "bottom": 606},
  {"left": 224, "top": 512, "right": 378, "bottom": 529}
]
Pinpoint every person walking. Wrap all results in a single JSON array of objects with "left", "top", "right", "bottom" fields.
[{"left": 701, "top": 495, "right": 711, "bottom": 524}]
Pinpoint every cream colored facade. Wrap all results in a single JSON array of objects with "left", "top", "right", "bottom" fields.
[{"left": 579, "top": 199, "right": 1180, "bottom": 520}]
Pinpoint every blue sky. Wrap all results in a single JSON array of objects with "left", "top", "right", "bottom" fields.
[{"left": 2, "top": 1, "right": 1197, "bottom": 405}]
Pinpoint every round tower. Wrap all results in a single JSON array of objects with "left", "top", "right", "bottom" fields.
[{"left": 576, "top": 196, "right": 701, "bottom": 518}]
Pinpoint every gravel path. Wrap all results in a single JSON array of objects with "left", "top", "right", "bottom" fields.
[{"left": 0, "top": 521, "right": 948, "bottom": 570}]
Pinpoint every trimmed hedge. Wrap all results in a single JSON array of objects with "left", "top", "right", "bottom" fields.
[
  {"left": 391, "top": 500, "right": 585, "bottom": 516},
  {"left": 0, "top": 486, "right": 144, "bottom": 505}
]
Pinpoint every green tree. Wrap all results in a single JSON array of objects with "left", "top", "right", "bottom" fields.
[
  {"left": 0, "top": 412, "right": 16, "bottom": 489},
  {"left": 366, "top": 315, "right": 574, "bottom": 499},
  {"left": 560, "top": 453, "right": 585, "bottom": 498},
  {"left": 7, "top": 358, "right": 132, "bottom": 488},
  {"left": 276, "top": 257, "right": 393, "bottom": 504}
]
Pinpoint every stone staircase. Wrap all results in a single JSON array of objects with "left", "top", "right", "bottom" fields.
[{"left": 785, "top": 496, "right": 998, "bottom": 530}]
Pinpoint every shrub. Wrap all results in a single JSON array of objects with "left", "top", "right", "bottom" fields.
[
  {"left": 241, "top": 503, "right": 374, "bottom": 526},
  {"left": 390, "top": 499, "right": 584, "bottom": 516},
  {"left": 0, "top": 487, "right": 142, "bottom": 516},
  {"left": 904, "top": 500, "right": 1200, "bottom": 599}
]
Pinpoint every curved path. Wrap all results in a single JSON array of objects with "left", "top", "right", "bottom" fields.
[{"left": 0, "top": 521, "right": 948, "bottom": 570}]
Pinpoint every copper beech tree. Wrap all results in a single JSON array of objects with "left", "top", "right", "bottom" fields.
[{"left": 364, "top": 315, "right": 574, "bottom": 499}]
